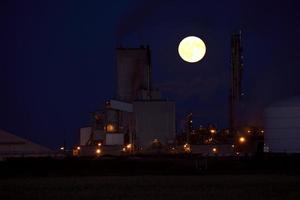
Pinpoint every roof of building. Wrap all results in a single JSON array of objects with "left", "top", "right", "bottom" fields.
[{"left": 0, "top": 129, "right": 53, "bottom": 157}]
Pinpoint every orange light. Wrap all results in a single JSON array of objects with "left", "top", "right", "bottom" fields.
[
  {"left": 77, "top": 146, "right": 81, "bottom": 150},
  {"left": 212, "top": 147, "right": 217, "bottom": 153},
  {"left": 106, "top": 124, "right": 114, "bottom": 132},
  {"left": 96, "top": 149, "right": 101, "bottom": 154},
  {"left": 239, "top": 137, "right": 246, "bottom": 143},
  {"left": 210, "top": 129, "right": 216, "bottom": 134},
  {"left": 183, "top": 143, "right": 191, "bottom": 153},
  {"left": 97, "top": 143, "right": 102, "bottom": 147},
  {"left": 126, "top": 144, "right": 132, "bottom": 149}
]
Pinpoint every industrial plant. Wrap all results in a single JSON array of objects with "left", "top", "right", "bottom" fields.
[
  {"left": 1, "top": 32, "right": 300, "bottom": 159},
  {"left": 73, "top": 46, "right": 176, "bottom": 156},
  {"left": 3, "top": 2, "right": 300, "bottom": 199},
  {"left": 70, "top": 32, "right": 264, "bottom": 157}
]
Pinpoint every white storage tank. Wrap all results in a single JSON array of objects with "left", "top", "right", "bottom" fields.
[{"left": 264, "top": 96, "right": 300, "bottom": 153}]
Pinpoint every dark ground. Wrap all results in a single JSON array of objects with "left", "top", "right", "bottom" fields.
[
  {"left": 1, "top": 175, "right": 300, "bottom": 200},
  {"left": 1, "top": 154, "right": 300, "bottom": 176},
  {"left": 1, "top": 155, "right": 300, "bottom": 199}
]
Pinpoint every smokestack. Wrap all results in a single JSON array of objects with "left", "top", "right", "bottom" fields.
[{"left": 229, "top": 30, "right": 244, "bottom": 134}]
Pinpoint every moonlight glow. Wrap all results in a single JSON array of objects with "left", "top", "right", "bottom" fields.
[{"left": 178, "top": 36, "right": 206, "bottom": 63}]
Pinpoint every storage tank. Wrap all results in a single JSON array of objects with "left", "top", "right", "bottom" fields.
[
  {"left": 116, "top": 46, "right": 151, "bottom": 102},
  {"left": 264, "top": 96, "right": 300, "bottom": 153}
]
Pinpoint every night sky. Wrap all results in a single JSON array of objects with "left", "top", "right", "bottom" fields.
[{"left": 1, "top": 0, "right": 300, "bottom": 149}]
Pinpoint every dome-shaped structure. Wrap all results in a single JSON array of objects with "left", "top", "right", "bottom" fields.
[{"left": 264, "top": 96, "right": 300, "bottom": 153}]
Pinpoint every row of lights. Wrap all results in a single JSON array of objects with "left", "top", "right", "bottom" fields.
[
  {"left": 69, "top": 142, "right": 133, "bottom": 155},
  {"left": 72, "top": 143, "right": 102, "bottom": 156},
  {"left": 184, "top": 135, "right": 247, "bottom": 154},
  {"left": 69, "top": 135, "right": 249, "bottom": 156}
]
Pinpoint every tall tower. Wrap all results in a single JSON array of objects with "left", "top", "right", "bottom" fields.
[
  {"left": 116, "top": 46, "right": 151, "bottom": 102},
  {"left": 229, "top": 30, "right": 243, "bottom": 134}
]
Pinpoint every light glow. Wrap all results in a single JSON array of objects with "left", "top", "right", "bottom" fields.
[
  {"left": 183, "top": 143, "right": 191, "bottom": 153},
  {"left": 126, "top": 144, "right": 132, "bottom": 149},
  {"left": 212, "top": 147, "right": 217, "bottom": 153},
  {"left": 239, "top": 136, "right": 246, "bottom": 143},
  {"left": 96, "top": 149, "right": 101, "bottom": 154},
  {"left": 106, "top": 124, "right": 115, "bottom": 132}
]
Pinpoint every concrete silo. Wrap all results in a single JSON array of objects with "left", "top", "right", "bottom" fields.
[
  {"left": 264, "top": 96, "right": 300, "bottom": 153},
  {"left": 116, "top": 46, "right": 151, "bottom": 102}
]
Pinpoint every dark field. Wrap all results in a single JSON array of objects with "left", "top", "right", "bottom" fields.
[
  {"left": 1, "top": 156, "right": 300, "bottom": 199},
  {"left": 1, "top": 175, "right": 300, "bottom": 200}
]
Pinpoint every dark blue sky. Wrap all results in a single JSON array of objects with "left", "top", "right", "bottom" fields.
[{"left": 1, "top": 0, "right": 300, "bottom": 149}]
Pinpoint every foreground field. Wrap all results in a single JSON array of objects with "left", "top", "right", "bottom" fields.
[{"left": 0, "top": 175, "right": 300, "bottom": 200}]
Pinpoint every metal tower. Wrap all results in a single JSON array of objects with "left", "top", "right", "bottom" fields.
[{"left": 229, "top": 30, "right": 243, "bottom": 134}]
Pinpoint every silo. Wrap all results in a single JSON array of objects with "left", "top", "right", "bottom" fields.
[
  {"left": 116, "top": 46, "right": 151, "bottom": 102},
  {"left": 264, "top": 97, "right": 300, "bottom": 153}
]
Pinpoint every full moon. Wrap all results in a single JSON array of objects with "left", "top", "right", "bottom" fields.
[{"left": 178, "top": 36, "right": 206, "bottom": 63}]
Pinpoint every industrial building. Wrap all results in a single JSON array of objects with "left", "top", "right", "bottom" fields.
[
  {"left": 133, "top": 101, "right": 175, "bottom": 148},
  {"left": 264, "top": 96, "right": 300, "bottom": 153},
  {"left": 76, "top": 33, "right": 300, "bottom": 157},
  {"left": 116, "top": 47, "right": 152, "bottom": 102},
  {"left": 0, "top": 129, "right": 53, "bottom": 159},
  {"left": 76, "top": 46, "right": 175, "bottom": 156},
  {"left": 75, "top": 34, "right": 265, "bottom": 157}
]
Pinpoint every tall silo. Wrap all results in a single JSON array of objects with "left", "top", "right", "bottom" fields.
[
  {"left": 264, "top": 96, "right": 300, "bottom": 153},
  {"left": 116, "top": 46, "right": 151, "bottom": 102}
]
